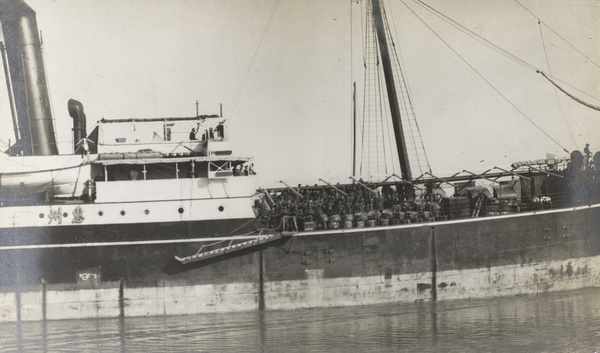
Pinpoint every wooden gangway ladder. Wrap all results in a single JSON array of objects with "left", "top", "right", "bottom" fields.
[{"left": 175, "top": 232, "right": 290, "bottom": 265}]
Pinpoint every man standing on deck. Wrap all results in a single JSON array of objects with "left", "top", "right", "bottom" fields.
[
  {"left": 216, "top": 121, "right": 225, "bottom": 139},
  {"left": 584, "top": 143, "right": 592, "bottom": 168}
]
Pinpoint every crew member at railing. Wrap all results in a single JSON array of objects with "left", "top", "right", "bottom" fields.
[
  {"left": 216, "top": 122, "right": 225, "bottom": 139},
  {"left": 259, "top": 149, "right": 600, "bottom": 231}
]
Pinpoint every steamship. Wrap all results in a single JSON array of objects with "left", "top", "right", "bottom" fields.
[{"left": 1, "top": 0, "right": 599, "bottom": 321}]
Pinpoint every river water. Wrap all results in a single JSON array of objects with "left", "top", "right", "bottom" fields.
[{"left": 1, "top": 287, "right": 599, "bottom": 352}]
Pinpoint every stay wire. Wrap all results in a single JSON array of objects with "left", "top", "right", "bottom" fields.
[
  {"left": 384, "top": 0, "right": 431, "bottom": 175},
  {"left": 40, "top": 37, "right": 59, "bottom": 152},
  {"left": 415, "top": 0, "right": 537, "bottom": 72},
  {"left": 514, "top": 0, "right": 600, "bottom": 71},
  {"left": 401, "top": 0, "right": 569, "bottom": 153},
  {"left": 416, "top": 0, "right": 600, "bottom": 104},
  {"left": 361, "top": 0, "right": 367, "bottom": 67},
  {"left": 538, "top": 21, "right": 578, "bottom": 150},
  {"left": 227, "top": 0, "right": 281, "bottom": 118},
  {"left": 45, "top": 53, "right": 138, "bottom": 119},
  {"left": 360, "top": 1, "right": 375, "bottom": 177},
  {"left": 381, "top": 1, "right": 400, "bottom": 175}
]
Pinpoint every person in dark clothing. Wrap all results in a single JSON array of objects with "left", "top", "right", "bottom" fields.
[
  {"left": 216, "top": 122, "right": 225, "bottom": 138},
  {"left": 189, "top": 128, "right": 197, "bottom": 140},
  {"left": 584, "top": 143, "right": 592, "bottom": 167}
]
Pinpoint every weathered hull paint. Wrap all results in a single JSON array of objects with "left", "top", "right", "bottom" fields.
[
  {"left": 1, "top": 204, "right": 599, "bottom": 322},
  {"left": 2, "top": 254, "right": 598, "bottom": 322}
]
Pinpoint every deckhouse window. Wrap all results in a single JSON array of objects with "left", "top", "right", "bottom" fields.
[
  {"left": 145, "top": 163, "right": 177, "bottom": 180},
  {"left": 178, "top": 161, "right": 207, "bottom": 178},
  {"left": 102, "top": 160, "right": 212, "bottom": 181},
  {"left": 209, "top": 161, "right": 233, "bottom": 178},
  {"left": 99, "top": 158, "right": 242, "bottom": 182},
  {"left": 105, "top": 165, "right": 144, "bottom": 181}
]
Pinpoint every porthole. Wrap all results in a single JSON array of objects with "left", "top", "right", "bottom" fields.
[
  {"left": 120, "top": 210, "right": 126, "bottom": 216},
  {"left": 39, "top": 213, "right": 44, "bottom": 219},
  {"left": 144, "top": 209, "right": 150, "bottom": 215},
  {"left": 98, "top": 211, "right": 103, "bottom": 216},
  {"left": 178, "top": 207, "right": 184, "bottom": 214},
  {"left": 63, "top": 212, "right": 68, "bottom": 218},
  {"left": 218, "top": 206, "right": 224, "bottom": 212}
]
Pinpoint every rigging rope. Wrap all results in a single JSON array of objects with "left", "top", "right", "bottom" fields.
[
  {"left": 45, "top": 54, "right": 139, "bottom": 119},
  {"left": 402, "top": 0, "right": 570, "bottom": 153},
  {"left": 538, "top": 71, "right": 600, "bottom": 112},
  {"left": 40, "top": 38, "right": 59, "bottom": 150},
  {"left": 514, "top": 0, "right": 600, "bottom": 71},
  {"left": 415, "top": 0, "right": 600, "bottom": 107},
  {"left": 415, "top": 0, "right": 537, "bottom": 72},
  {"left": 351, "top": 1, "right": 354, "bottom": 174},
  {"left": 538, "top": 20, "right": 578, "bottom": 150},
  {"left": 227, "top": 0, "right": 281, "bottom": 118},
  {"left": 361, "top": 0, "right": 399, "bottom": 178},
  {"left": 383, "top": 0, "right": 431, "bottom": 175}
]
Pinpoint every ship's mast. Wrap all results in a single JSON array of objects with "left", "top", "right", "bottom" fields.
[
  {"left": 371, "top": 0, "right": 412, "bottom": 181},
  {"left": 352, "top": 81, "right": 357, "bottom": 177}
]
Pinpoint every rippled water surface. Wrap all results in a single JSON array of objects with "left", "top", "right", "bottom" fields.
[{"left": 1, "top": 288, "right": 599, "bottom": 352}]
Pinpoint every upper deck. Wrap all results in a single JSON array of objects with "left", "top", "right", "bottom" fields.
[
  {"left": 1, "top": 115, "right": 256, "bottom": 206},
  {"left": 88, "top": 115, "right": 231, "bottom": 157}
]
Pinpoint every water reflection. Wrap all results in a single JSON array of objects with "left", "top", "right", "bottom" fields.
[
  {"left": 119, "top": 315, "right": 126, "bottom": 353},
  {"left": 2, "top": 288, "right": 599, "bottom": 352}
]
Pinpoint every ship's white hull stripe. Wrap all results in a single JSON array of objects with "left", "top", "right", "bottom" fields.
[
  {"left": 0, "top": 197, "right": 256, "bottom": 228},
  {"left": 0, "top": 234, "right": 264, "bottom": 251},
  {"left": 296, "top": 203, "right": 600, "bottom": 236}
]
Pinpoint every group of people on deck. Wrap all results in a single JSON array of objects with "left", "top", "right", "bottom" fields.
[
  {"left": 234, "top": 164, "right": 256, "bottom": 176},
  {"left": 254, "top": 144, "right": 600, "bottom": 232},
  {"left": 255, "top": 181, "right": 431, "bottom": 232},
  {"left": 189, "top": 122, "right": 225, "bottom": 141}
]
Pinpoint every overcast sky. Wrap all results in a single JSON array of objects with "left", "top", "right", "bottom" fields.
[{"left": 1, "top": 0, "right": 599, "bottom": 188}]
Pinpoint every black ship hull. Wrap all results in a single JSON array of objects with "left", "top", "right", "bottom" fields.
[
  {"left": 0, "top": 217, "right": 262, "bottom": 285},
  {"left": 1, "top": 203, "right": 599, "bottom": 321}
]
